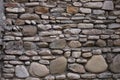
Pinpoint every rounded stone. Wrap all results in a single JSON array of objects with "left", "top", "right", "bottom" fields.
[
  {"left": 67, "top": 73, "right": 80, "bottom": 79},
  {"left": 35, "top": 6, "right": 49, "bottom": 14},
  {"left": 50, "top": 39, "right": 66, "bottom": 49},
  {"left": 85, "top": 55, "right": 108, "bottom": 73},
  {"left": 22, "top": 26, "right": 37, "bottom": 37},
  {"left": 110, "top": 54, "right": 120, "bottom": 73},
  {"left": 50, "top": 57, "right": 67, "bottom": 74},
  {"left": 15, "top": 65, "right": 29, "bottom": 78},
  {"left": 96, "top": 39, "right": 106, "bottom": 47},
  {"left": 29, "top": 62, "right": 49, "bottom": 77},
  {"left": 68, "top": 41, "right": 81, "bottom": 48}
]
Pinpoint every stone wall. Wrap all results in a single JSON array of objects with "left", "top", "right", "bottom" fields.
[{"left": 2, "top": 0, "right": 120, "bottom": 80}]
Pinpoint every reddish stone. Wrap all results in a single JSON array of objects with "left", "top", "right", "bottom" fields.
[{"left": 67, "top": 6, "right": 78, "bottom": 14}]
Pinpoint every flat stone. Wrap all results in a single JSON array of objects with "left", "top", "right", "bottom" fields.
[
  {"left": 35, "top": 6, "right": 49, "bottom": 14},
  {"left": 82, "top": 52, "right": 92, "bottom": 58},
  {"left": 85, "top": 55, "right": 108, "bottom": 73},
  {"left": 14, "top": 0, "right": 28, "bottom": 2},
  {"left": 20, "top": 13, "right": 40, "bottom": 20},
  {"left": 6, "top": 7, "right": 25, "bottom": 13},
  {"left": 72, "top": 51, "right": 81, "bottom": 58},
  {"left": 80, "top": 8, "right": 91, "bottom": 14},
  {"left": 114, "top": 39, "right": 120, "bottom": 46},
  {"left": 110, "top": 54, "right": 120, "bottom": 73},
  {"left": 15, "top": 65, "right": 29, "bottom": 78},
  {"left": 96, "top": 39, "right": 106, "bottom": 47},
  {"left": 67, "top": 73, "right": 80, "bottom": 79},
  {"left": 23, "top": 42, "right": 37, "bottom": 50},
  {"left": 68, "top": 63, "right": 86, "bottom": 73},
  {"left": 83, "top": 41, "right": 95, "bottom": 47},
  {"left": 50, "top": 39, "right": 66, "bottom": 49},
  {"left": 82, "top": 29, "right": 102, "bottom": 35},
  {"left": 64, "top": 28, "right": 81, "bottom": 34},
  {"left": 39, "top": 49, "right": 51, "bottom": 56},
  {"left": 84, "top": 2, "right": 103, "bottom": 8},
  {"left": 102, "top": 0, "right": 114, "bottom": 10},
  {"left": 68, "top": 41, "right": 81, "bottom": 48},
  {"left": 67, "top": 6, "right": 78, "bottom": 14},
  {"left": 25, "top": 77, "right": 41, "bottom": 80},
  {"left": 81, "top": 74, "right": 96, "bottom": 79},
  {"left": 25, "top": 50, "right": 38, "bottom": 56},
  {"left": 50, "top": 57, "right": 67, "bottom": 74},
  {"left": 108, "top": 23, "right": 120, "bottom": 29},
  {"left": 22, "top": 26, "right": 37, "bottom": 37},
  {"left": 78, "top": 23, "right": 93, "bottom": 28},
  {"left": 29, "top": 62, "right": 49, "bottom": 77}
]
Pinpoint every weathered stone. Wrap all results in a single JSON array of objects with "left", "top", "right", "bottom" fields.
[
  {"left": 6, "top": 7, "right": 25, "bottom": 13},
  {"left": 97, "top": 72, "right": 112, "bottom": 78},
  {"left": 96, "top": 39, "right": 106, "bottom": 47},
  {"left": 25, "top": 77, "right": 40, "bottom": 80},
  {"left": 68, "top": 41, "right": 81, "bottom": 48},
  {"left": 93, "top": 10, "right": 105, "bottom": 15},
  {"left": 29, "top": 62, "right": 49, "bottom": 77},
  {"left": 35, "top": 6, "right": 49, "bottom": 14},
  {"left": 68, "top": 63, "right": 86, "bottom": 73},
  {"left": 80, "top": 8, "right": 91, "bottom": 14},
  {"left": 82, "top": 29, "right": 102, "bottom": 35},
  {"left": 22, "top": 26, "right": 37, "bottom": 37},
  {"left": 38, "top": 24, "right": 52, "bottom": 30},
  {"left": 56, "top": 74, "right": 66, "bottom": 80},
  {"left": 67, "top": 73, "right": 80, "bottom": 79},
  {"left": 15, "top": 65, "right": 29, "bottom": 78},
  {"left": 67, "top": 6, "right": 78, "bottom": 14},
  {"left": 92, "top": 49, "right": 102, "bottom": 55},
  {"left": 50, "top": 39, "right": 66, "bottom": 49},
  {"left": 82, "top": 52, "right": 92, "bottom": 58},
  {"left": 73, "top": 2, "right": 82, "bottom": 7},
  {"left": 83, "top": 41, "right": 95, "bottom": 47},
  {"left": 23, "top": 42, "right": 37, "bottom": 50},
  {"left": 102, "top": 0, "right": 114, "bottom": 10},
  {"left": 14, "top": 0, "right": 28, "bottom": 2},
  {"left": 84, "top": 2, "right": 103, "bottom": 8},
  {"left": 64, "top": 28, "right": 81, "bottom": 34},
  {"left": 50, "top": 57, "right": 67, "bottom": 74},
  {"left": 108, "top": 23, "right": 120, "bottom": 29},
  {"left": 78, "top": 23, "right": 93, "bottom": 28},
  {"left": 110, "top": 54, "right": 120, "bottom": 73},
  {"left": 81, "top": 74, "right": 96, "bottom": 79},
  {"left": 39, "top": 49, "right": 51, "bottom": 56},
  {"left": 72, "top": 51, "right": 81, "bottom": 58},
  {"left": 25, "top": 2, "right": 39, "bottom": 6},
  {"left": 85, "top": 55, "right": 108, "bottom": 73},
  {"left": 25, "top": 50, "right": 38, "bottom": 56},
  {"left": 39, "top": 31, "right": 62, "bottom": 36},
  {"left": 44, "top": 75, "right": 55, "bottom": 80},
  {"left": 20, "top": 13, "right": 40, "bottom": 20},
  {"left": 114, "top": 39, "right": 120, "bottom": 46}
]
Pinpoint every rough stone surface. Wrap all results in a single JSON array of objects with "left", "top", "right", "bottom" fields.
[
  {"left": 50, "top": 57, "right": 67, "bottom": 74},
  {"left": 29, "top": 62, "right": 49, "bottom": 77},
  {"left": 68, "top": 41, "right": 81, "bottom": 48},
  {"left": 102, "top": 0, "right": 114, "bottom": 10},
  {"left": 85, "top": 55, "right": 108, "bottom": 73}
]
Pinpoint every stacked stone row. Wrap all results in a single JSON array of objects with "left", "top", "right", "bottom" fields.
[{"left": 2, "top": 0, "right": 120, "bottom": 80}]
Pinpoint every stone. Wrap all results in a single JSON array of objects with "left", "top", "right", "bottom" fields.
[
  {"left": 82, "top": 29, "right": 102, "bottom": 35},
  {"left": 14, "top": 0, "right": 28, "bottom": 2},
  {"left": 15, "top": 65, "right": 29, "bottom": 78},
  {"left": 64, "top": 28, "right": 81, "bottom": 34},
  {"left": 108, "top": 23, "right": 120, "bottom": 29},
  {"left": 81, "top": 74, "right": 96, "bottom": 79},
  {"left": 50, "top": 39, "right": 66, "bottom": 49},
  {"left": 80, "top": 8, "right": 91, "bottom": 14},
  {"left": 25, "top": 50, "right": 38, "bottom": 56},
  {"left": 83, "top": 41, "right": 95, "bottom": 47},
  {"left": 102, "top": 0, "right": 114, "bottom": 10},
  {"left": 67, "top": 73, "right": 80, "bottom": 79},
  {"left": 23, "top": 42, "right": 37, "bottom": 50},
  {"left": 6, "top": 7, "right": 25, "bottom": 13},
  {"left": 39, "top": 49, "right": 51, "bottom": 56},
  {"left": 110, "top": 54, "right": 120, "bottom": 73},
  {"left": 44, "top": 75, "right": 55, "bottom": 80},
  {"left": 35, "top": 6, "right": 49, "bottom": 14},
  {"left": 68, "top": 63, "right": 86, "bottom": 73},
  {"left": 38, "top": 24, "right": 52, "bottom": 30},
  {"left": 50, "top": 57, "right": 67, "bottom": 74},
  {"left": 85, "top": 55, "right": 108, "bottom": 73},
  {"left": 78, "top": 23, "right": 93, "bottom": 28},
  {"left": 72, "top": 51, "right": 81, "bottom": 58},
  {"left": 29, "top": 62, "right": 49, "bottom": 77},
  {"left": 68, "top": 41, "right": 81, "bottom": 48},
  {"left": 92, "top": 49, "right": 102, "bottom": 55},
  {"left": 114, "top": 39, "right": 120, "bottom": 46},
  {"left": 96, "top": 39, "right": 106, "bottom": 47},
  {"left": 97, "top": 72, "right": 112, "bottom": 78},
  {"left": 25, "top": 77, "right": 40, "bottom": 80},
  {"left": 67, "top": 6, "right": 78, "bottom": 14},
  {"left": 20, "top": 13, "right": 40, "bottom": 20},
  {"left": 93, "top": 10, "right": 105, "bottom": 15},
  {"left": 22, "top": 26, "right": 37, "bottom": 37},
  {"left": 82, "top": 52, "right": 92, "bottom": 58},
  {"left": 73, "top": 2, "right": 82, "bottom": 7},
  {"left": 84, "top": 2, "right": 103, "bottom": 8}
]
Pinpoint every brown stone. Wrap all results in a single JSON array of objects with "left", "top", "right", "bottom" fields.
[
  {"left": 114, "top": 39, "right": 120, "bottom": 46},
  {"left": 35, "top": 6, "right": 49, "bottom": 14},
  {"left": 67, "top": 6, "right": 78, "bottom": 14},
  {"left": 68, "top": 41, "right": 81, "bottom": 48},
  {"left": 96, "top": 39, "right": 106, "bottom": 47},
  {"left": 22, "top": 26, "right": 37, "bottom": 37}
]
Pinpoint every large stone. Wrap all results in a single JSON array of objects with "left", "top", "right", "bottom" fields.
[
  {"left": 67, "top": 6, "right": 78, "bottom": 14},
  {"left": 35, "top": 6, "right": 49, "bottom": 14},
  {"left": 85, "top": 55, "right": 108, "bottom": 73},
  {"left": 50, "top": 39, "right": 66, "bottom": 49},
  {"left": 82, "top": 29, "right": 102, "bottom": 35},
  {"left": 96, "top": 39, "right": 106, "bottom": 47},
  {"left": 20, "top": 13, "right": 40, "bottom": 20},
  {"left": 15, "top": 65, "right": 29, "bottom": 78},
  {"left": 110, "top": 54, "right": 120, "bottom": 73},
  {"left": 50, "top": 57, "right": 67, "bottom": 74},
  {"left": 68, "top": 41, "right": 81, "bottom": 48},
  {"left": 6, "top": 7, "right": 25, "bottom": 13},
  {"left": 102, "top": 0, "right": 114, "bottom": 10},
  {"left": 114, "top": 39, "right": 120, "bottom": 46},
  {"left": 22, "top": 26, "right": 37, "bottom": 37},
  {"left": 29, "top": 62, "right": 49, "bottom": 77},
  {"left": 68, "top": 63, "right": 86, "bottom": 73}
]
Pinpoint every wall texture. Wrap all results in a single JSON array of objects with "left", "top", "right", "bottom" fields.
[{"left": 2, "top": 0, "right": 120, "bottom": 80}]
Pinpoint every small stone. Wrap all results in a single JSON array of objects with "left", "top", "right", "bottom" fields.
[
  {"left": 6, "top": 7, "right": 25, "bottom": 13},
  {"left": 73, "top": 2, "right": 82, "bottom": 7},
  {"left": 44, "top": 75, "right": 55, "bottom": 80},
  {"left": 38, "top": 24, "right": 51, "bottom": 30},
  {"left": 97, "top": 72, "right": 112, "bottom": 78},
  {"left": 24, "top": 42, "right": 37, "bottom": 50},
  {"left": 56, "top": 74, "right": 66, "bottom": 80},
  {"left": 108, "top": 23, "right": 120, "bottom": 29},
  {"left": 102, "top": 0, "right": 114, "bottom": 10},
  {"left": 39, "top": 49, "right": 51, "bottom": 56},
  {"left": 85, "top": 55, "right": 108, "bottom": 73},
  {"left": 84, "top": 2, "right": 103, "bottom": 8},
  {"left": 93, "top": 10, "right": 105, "bottom": 15},
  {"left": 20, "top": 13, "right": 40, "bottom": 20},
  {"left": 92, "top": 49, "right": 102, "bottom": 55},
  {"left": 96, "top": 39, "right": 106, "bottom": 47},
  {"left": 67, "top": 73, "right": 80, "bottom": 79},
  {"left": 22, "top": 26, "right": 37, "bottom": 37},
  {"left": 67, "top": 6, "right": 78, "bottom": 14},
  {"left": 72, "top": 51, "right": 81, "bottom": 58},
  {"left": 68, "top": 41, "right": 81, "bottom": 48},
  {"left": 15, "top": 65, "right": 29, "bottom": 78},
  {"left": 50, "top": 57, "right": 67, "bottom": 74},
  {"left": 35, "top": 6, "right": 49, "bottom": 14},
  {"left": 29, "top": 62, "right": 49, "bottom": 77},
  {"left": 110, "top": 54, "right": 120, "bottom": 73},
  {"left": 25, "top": 77, "right": 40, "bottom": 80},
  {"left": 83, "top": 41, "right": 95, "bottom": 47},
  {"left": 50, "top": 39, "right": 66, "bottom": 49},
  {"left": 25, "top": 50, "right": 38, "bottom": 56},
  {"left": 82, "top": 29, "right": 102, "bottom": 35},
  {"left": 81, "top": 74, "right": 96, "bottom": 79},
  {"left": 82, "top": 52, "right": 92, "bottom": 58},
  {"left": 114, "top": 39, "right": 120, "bottom": 46},
  {"left": 80, "top": 8, "right": 91, "bottom": 14},
  {"left": 64, "top": 28, "right": 81, "bottom": 34},
  {"left": 68, "top": 63, "right": 86, "bottom": 73}
]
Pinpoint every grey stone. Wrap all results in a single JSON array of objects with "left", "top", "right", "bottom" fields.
[
  {"left": 68, "top": 41, "right": 81, "bottom": 48},
  {"left": 78, "top": 23, "right": 93, "bottom": 28},
  {"left": 82, "top": 52, "right": 92, "bottom": 58},
  {"left": 6, "top": 7, "right": 25, "bottom": 13},
  {"left": 97, "top": 72, "right": 112, "bottom": 78},
  {"left": 15, "top": 65, "right": 29, "bottom": 78},
  {"left": 85, "top": 55, "right": 108, "bottom": 73},
  {"left": 56, "top": 74, "right": 66, "bottom": 80},
  {"left": 25, "top": 50, "right": 38, "bottom": 56},
  {"left": 29, "top": 62, "right": 49, "bottom": 77},
  {"left": 24, "top": 42, "right": 37, "bottom": 50},
  {"left": 96, "top": 39, "right": 106, "bottom": 47},
  {"left": 80, "top": 8, "right": 91, "bottom": 13},
  {"left": 25, "top": 77, "right": 41, "bottom": 80},
  {"left": 50, "top": 57, "right": 67, "bottom": 74},
  {"left": 84, "top": 2, "right": 103, "bottom": 8},
  {"left": 39, "top": 49, "right": 51, "bottom": 56},
  {"left": 93, "top": 10, "right": 105, "bottom": 15},
  {"left": 64, "top": 28, "right": 81, "bottom": 34},
  {"left": 82, "top": 29, "right": 102, "bottom": 35},
  {"left": 114, "top": 39, "right": 120, "bottom": 46},
  {"left": 68, "top": 63, "right": 86, "bottom": 73},
  {"left": 108, "top": 23, "right": 120, "bottom": 29},
  {"left": 102, "top": 0, "right": 114, "bottom": 10},
  {"left": 72, "top": 51, "right": 81, "bottom": 58},
  {"left": 67, "top": 73, "right": 80, "bottom": 79},
  {"left": 81, "top": 74, "right": 96, "bottom": 79},
  {"left": 50, "top": 39, "right": 66, "bottom": 49}
]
